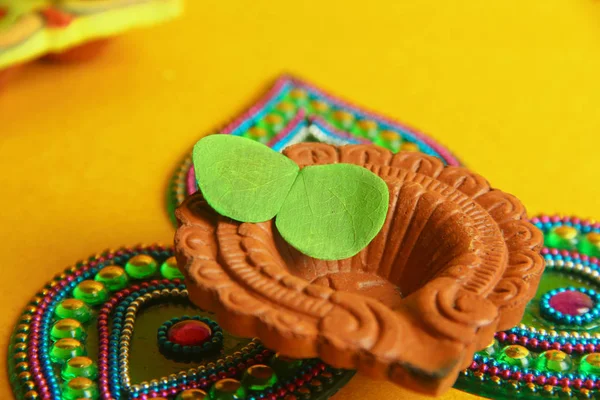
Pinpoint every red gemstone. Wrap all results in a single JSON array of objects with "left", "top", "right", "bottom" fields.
[
  {"left": 549, "top": 291, "right": 594, "bottom": 316},
  {"left": 167, "top": 320, "right": 212, "bottom": 346}
]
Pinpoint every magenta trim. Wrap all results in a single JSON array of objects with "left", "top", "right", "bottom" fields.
[
  {"left": 186, "top": 164, "right": 196, "bottom": 196},
  {"left": 221, "top": 77, "right": 290, "bottom": 134}
]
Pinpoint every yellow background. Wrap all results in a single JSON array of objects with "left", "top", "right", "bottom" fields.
[{"left": 1, "top": 1, "right": 600, "bottom": 398}]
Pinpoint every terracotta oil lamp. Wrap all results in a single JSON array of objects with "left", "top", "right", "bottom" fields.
[{"left": 174, "top": 143, "right": 545, "bottom": 395}]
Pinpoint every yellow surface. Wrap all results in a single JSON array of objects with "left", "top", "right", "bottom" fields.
[{"left": 1, "top": 1, "right": 600, "bottom": 399}]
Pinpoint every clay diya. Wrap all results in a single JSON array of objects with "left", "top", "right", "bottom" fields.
[{"left": 174, "top": 143, "right": 545, "bottom": 395}]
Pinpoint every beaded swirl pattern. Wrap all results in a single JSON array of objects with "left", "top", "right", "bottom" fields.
[
  {"left": 7, "top": 245, "right": 354, "bottom": 400},
  {"left": 456, "top": 215, "right": 600, "bottom": 399}
]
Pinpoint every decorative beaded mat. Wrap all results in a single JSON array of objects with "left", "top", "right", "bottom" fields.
[
  {"left": 456, "top": 216, "right": 600, "bottom": 399},
  {"left": 7, "top": 245, "right": 354, "bottom": 400}
]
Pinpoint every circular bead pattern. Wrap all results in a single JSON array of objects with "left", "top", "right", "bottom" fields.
[
  {"left": 8, "top": 245, "right": 355, "bottom": 400},
  {"left": 540, "top": 287, "right": 600, "bottom": 325},
  {"left": 157, "top": 316, "right": 223, "bottom": 360},
  {"left": 455, "top": 215, "right": 600, "bottom": 399}
]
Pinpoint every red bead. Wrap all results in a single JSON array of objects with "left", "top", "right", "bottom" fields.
[
  {"left": 563, "top": 343, "right": 573, "bottom": 354},
  {"left": 469, "top": 362, "right": 478, "bottom": 370},
  {"left": 286, "top": 384, "right": 296, "bottom": 392},
  {"left": 548, "top": 377, "right": 559, "bottom": 386},
  {"left": 524, "top": 373, "right": 535, "bottom": 383},
  {"left": 488, "top": 367, "right": 499, "bottom": 376},
  {"left": 500, "top": 370, "right": 511, "bottom": 379},
  {"left": 540, "top": 341, "right": 550, "bottom": 350},
  {"left": 573, "top": 379, "right": 583, "bottom": 389},
  {"left": 198, "top": 378, "right": 208, "bottom": 388},
  {"left": 551, "top": 342, "right": 561, "bottom": 351},
  {"left": 497, "top": 332, "right": 507, "bottom": 341},
  {"left": 518, "top": 336, "right": 529, "bottom": 346},
  {"left": 585, "top": 344, "right": 595, "bottom": 352},
  {"left": 267, "top": 394, "right": 277, "bottom": 400},
  {"left": 529, "top": 338, "right": 539, "bottom": 349},
  {"left": 478, "top": 365, "right": 488, "bottom": 373},
  {"left": 508, "top": 334, "right": 518, "bottom": 344},
  {"left": 255, "top": 354, "right": 264, "bottom": 363},
  {"left": 587, "top": 380, "right": 596, "bottom": 390},
  {"left": 277, "top": 388, "right": 288, "bottom": 397},
  {"left": 167, "top": 320, "right": 211, "bottom": 346},
  {"left": 560, "top": 378, "right": 570, "bottom": 387},
  {"left": 218, "top": 372, "right": 228, "bottom": 379},
  {"left": 536, "top": 376, "right": 547, "bottom": 385},
  {"left": 295, "top": 378, "right": 305, "bottom": 387}
]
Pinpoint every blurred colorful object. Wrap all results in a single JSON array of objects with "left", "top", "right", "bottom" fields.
[{"left": 0, "top": 0, "right": 182, "bottom": 70}]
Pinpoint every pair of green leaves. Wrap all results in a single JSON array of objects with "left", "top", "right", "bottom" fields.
[{"left": 192, "top": 135, "right": 389, "bottom": 260}]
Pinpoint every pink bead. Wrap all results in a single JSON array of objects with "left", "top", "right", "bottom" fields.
[
  {"left": 551, "top": 216, "right": 560, "bottom": 223},
  {"left": 541, "top": 216, "right": 550, "bottom": 223}
]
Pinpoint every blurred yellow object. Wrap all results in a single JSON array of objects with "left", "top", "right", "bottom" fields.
[
  {"left": 1, "top": 1, "right": 600, "bottom": 399},
  {"left": 0, "top": 0, "right": 182, "bottom": 69}
]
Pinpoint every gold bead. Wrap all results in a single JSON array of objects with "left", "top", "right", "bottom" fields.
[
  {"left": 23, "top": 390, "right": 39, "bottom": 399},
  {"left": 14, "top": 352, "right": 27, "bottom": 362},
  {"left": 15, "top": 333, "right": 28, "bottom": 342},
  {"left": 17, "top": 324, "right": 30, "bottom": 333},
  {"left": 14, "top": 343, "right": 27, "bottom": 352}
]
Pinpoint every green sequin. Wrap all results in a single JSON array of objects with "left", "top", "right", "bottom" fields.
[
  {"left": 579, "top": 353, "right": 600, "bottom": 375},
  {"left": 208, "top": 379, "right": 246, "bottom": 400},
  {"left": 61, "top": 356, "right": 98, "bottom": 380},
  {"left": 95, "top": 266, "right": 129, "bottom": 291},
  {"left": 160, "top": 256, "right": 184, "bottom": 279},
  {"left": 535, "top": 350, "right": 572, "bottom": 373},
  {"left": 545, "top": 226, "right": 578, "bottom": 250},
  {"left": 242, "top": 365, "right": 277, "bottom": 391},
  {"left": 73, "top": 280, "right": 109, "bottom": 306},
  {"left": 497, "top": 345, "right": 533, "bottom": 368},
  {"left": 54, "top": 299, "right": 92, "bottom": 323},
  {"left": 50, "top": 339, "right": 85, "bottom": 363},
  {"left": 269, "top": 353, "right": 303, "bottom": 378},
  {"left": 50, "top": 319, "right": 85, "bottom": 341},
  {"left": 125, "top": 255, "right": 158, "bottom": 279},
  {"left": 61, "top": 377, "right": 99, "bottom": 399}
]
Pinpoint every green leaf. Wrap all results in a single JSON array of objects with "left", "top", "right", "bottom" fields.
[
  {"left": 275, "top": 163, "right": 389, "bottom": 260},
  {"left": 192, "top": 134, "right": 300, "bottom": 222}
]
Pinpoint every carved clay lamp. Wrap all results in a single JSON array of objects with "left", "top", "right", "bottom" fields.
[{"left": 174, "top": 140, "right": 544, "bottom": 395}]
